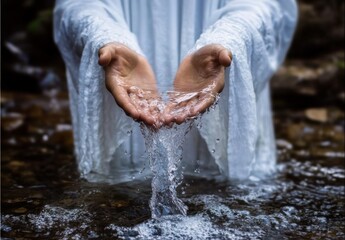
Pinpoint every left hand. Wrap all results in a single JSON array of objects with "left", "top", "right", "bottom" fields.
[{"left": 164, "top": 44, "right": 232, "bottom": 125}]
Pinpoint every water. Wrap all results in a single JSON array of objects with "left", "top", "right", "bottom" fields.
[
  {"left": 1, "top": 92, "right": 344, "bottom": 239},
  {"left": 2, "top": 160, "right": 344, "bottom": 239},
  {"left": 136, "top": 84, "right": 218, "bottom": 218},
  {"left": 141, "top": 122, "right": 193, "bottom": 218}
]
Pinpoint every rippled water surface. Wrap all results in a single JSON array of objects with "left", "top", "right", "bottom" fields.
[{"left": 1, "top": 91, "right": 344, "bottom": 239}]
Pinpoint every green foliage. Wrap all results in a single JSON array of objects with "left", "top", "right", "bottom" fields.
[
  {"left": 336, "top": 60, "right": 345, "bottom": 70},
  {"left": 27, "top": 9, "right": 52, "bottom": 35}
]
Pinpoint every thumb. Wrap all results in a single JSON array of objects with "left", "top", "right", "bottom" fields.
[
  {"left": 98, "top": 46, "right": 115, "bottom": 67},
  {"left": 218, "top": 49, "right": 232, "bottom": 67}
]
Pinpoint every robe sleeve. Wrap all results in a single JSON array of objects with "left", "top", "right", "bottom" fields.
[
  {"left": 191, "top": 0, "right": 298, "bottom": 180},
  {"left": 53, "top": 0, "right": 142, "bottom": 176},
  {"left": 54, "top": 0, "right": 143, "bottom": 58}
]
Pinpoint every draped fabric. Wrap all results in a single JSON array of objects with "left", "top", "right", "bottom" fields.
[{"left": 54, "top": 0, "right": 297, "bottom": 182}]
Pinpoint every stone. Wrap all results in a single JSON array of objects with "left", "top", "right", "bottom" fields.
[
  {"left": 14, "top": 207, "right": 28, "bottom": 214},
  {"left": 305, "top": 108, "right": 328, "bottom": 123},
  {"left": 1, "top": 112, "right": 24, "bottom": 131}
]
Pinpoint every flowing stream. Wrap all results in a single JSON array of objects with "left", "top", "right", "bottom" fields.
[{"left": 1, "top": 90, "right": 344, "bottom": 239}]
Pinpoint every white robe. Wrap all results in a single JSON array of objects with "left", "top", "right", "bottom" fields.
[{"left": 53, "top": 0, "right": 297, "bottom": 182}]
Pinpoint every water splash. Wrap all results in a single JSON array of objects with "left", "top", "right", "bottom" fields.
[{"left": 141, "top": 122, "right": 194, "bottom": 218}]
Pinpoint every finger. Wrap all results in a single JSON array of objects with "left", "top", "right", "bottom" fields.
[
  {"left": 148, "top": 100, "right": 162, "bottom": 117},
  {"left": 131, "top": 96, "right": 158, "bottom": 126},
  {"left": 162, "top": 91, "right": 178, "bottom": 125},
  {"left": 218, "top": 49, "right": 232, "bottom": 67},
  {"left": 109, "top": 85, "right": 140, "bottom": 120},
  {"left": 138, "top": 112, "right": 156, "bottom": 126},
  {"left": 175, "top": 111, "right": 190, "bottom": 125},
  {"left": 191, "top": 94, "right": 216, "bottom": 116},
  {"left": 164, "top": 114, "right": 175, "bottom": 126},
  {"left": 163, "top": 101, "right": 178, "bottom": 125},
  {"left": 175, "top": 96, "right": 200, "bottom": 123},
  {"left": 98, "top": 46, "right": 114, "bottom": 67},
  {"left": 166, "top": 96, "right": 196, "bottom": 124}
]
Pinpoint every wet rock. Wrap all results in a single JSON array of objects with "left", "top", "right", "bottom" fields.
[
  {"left": 1, "top": 95, "right": 14, "bottom": 106},
  {"left": 110, "top": 200, "right": 129, "bottom": 208},
  {"left": 337, "top": 92, "right": 345, "bottom": 103},
  {"left": 1, "top": 224, "right": 12, "bottom": 233},
  {"left": 56, "top": 124, "right": 72, "bottom": 132},
  {"left": 24, "top": 105, "right": 44, "bottom": 117},
  {"left": 272, "top": 60, "right": 337, "bottom": 92},
  {"left": 321, "top": 126, "right": 344, "bottom": 142},
  {"left": 7, "top": 161, "right": 27, "bottom": 168},
  {"left": 290, "top": 0, "right": 344, "bottom": 58},
  {"left": 327, "top": 108, "right": 344, "bottom": 123},
  {"left": 50, "top": 130, "right": 73, "bottom": 147},
  {"left": 276, "top": 139, "right": 293, "bottom": 150},
  {"left": 310, "top": 148, "right": 345, "bottom": 159},
  {"left": 14, "top": 207, "right": 28, "bottom": 214},
  {"left": 1, "top": 112, "right": 24, "bottom": 131},
  {"left": 5, "top": 137, "right": 17, "bottom": 145},
  {"left": 285, "top": 123, "right": 304, "bottom": 141},
  {"left": 29, "top": 193, "right": 44, "bottom": 199},
  {"left": 271, "top": 52, "right": 344, "bottom": 107},
  {"left": 305, "top": 108, "right": 328, "bottom": 123},
  {"left": 27, "top": 125, "right": 45, "bottom": 134},
  {"left": 60, "top": 199, "right": 74, "bottom": 207},
  {"left": 32, "top": 200, "right": 41, "bottom": 206},
  {"left": 21, "top": 171, "right": 35, "bottom": 178},
  {"left": 319, "top": 141, "right": 332, "bottom": 147}
]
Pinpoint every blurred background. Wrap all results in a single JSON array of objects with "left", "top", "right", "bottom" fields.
[
  {"left": 2, "top": 0, "right": 343, "bottom": 162},
  {"left": 1, "top": 0, "right": 344, "bottom": 239},
  {"left": 2, "top": 0, "right": 344, "bottom": 96}
]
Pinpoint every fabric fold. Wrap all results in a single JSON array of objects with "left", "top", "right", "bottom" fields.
[{"left": 54, "top": 0, "right": 298, "bottom": 182}]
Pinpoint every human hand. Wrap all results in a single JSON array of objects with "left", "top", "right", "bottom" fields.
[
  {"left": 164, "top": 44, "right": 232, "bottom": 124},
  {"left": 99, "top": 43, "right": 163, "bottom": 127}
]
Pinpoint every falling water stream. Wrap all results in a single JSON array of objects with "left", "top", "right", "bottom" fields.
[{"left": 141, "top": 122, "right": 193, "bottom": 218}]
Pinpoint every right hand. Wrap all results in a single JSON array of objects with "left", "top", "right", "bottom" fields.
[{"left": 98, "top": 43, "right": 162, "bottom": 127}]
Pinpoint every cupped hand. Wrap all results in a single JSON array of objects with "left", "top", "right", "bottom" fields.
[
  {"left": 164, "top": 44, "right": 232, "bottom": 125},
  {"left": 99, "top": 43, "right": 163, "bottom": 127}
]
